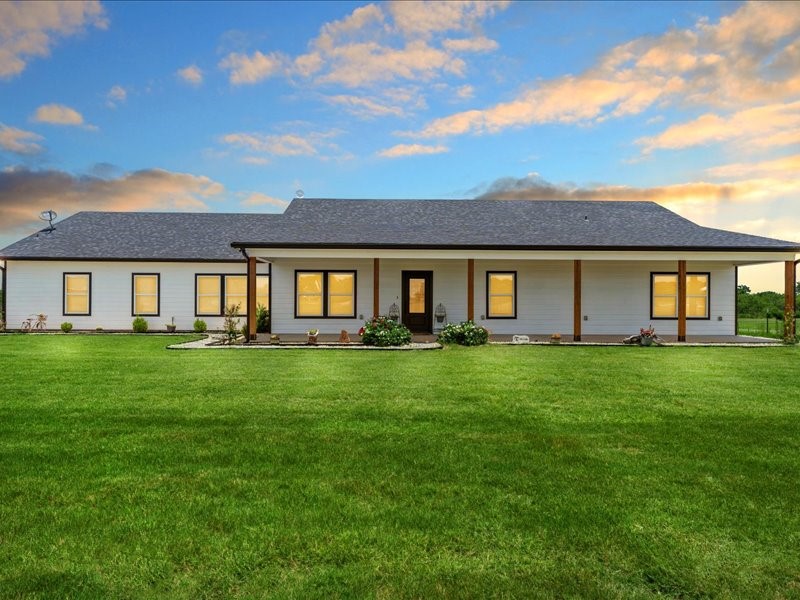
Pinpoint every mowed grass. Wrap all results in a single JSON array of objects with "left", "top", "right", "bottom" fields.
[
  {"left": 1, "top": 336, "right": 799, "bottom": 599},
  {"left": 737, "top": 317, "right": 787, "bottom": 339}
]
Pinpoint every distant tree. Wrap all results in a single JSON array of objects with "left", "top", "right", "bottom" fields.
[{"left": 737, "top": 284, "right": 751, "bottom": 295}]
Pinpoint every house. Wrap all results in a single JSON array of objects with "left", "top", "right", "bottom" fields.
[{"left": 1, "top": 198, "right": 797, "bottom": 340}]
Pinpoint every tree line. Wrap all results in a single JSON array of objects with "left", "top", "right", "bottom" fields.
[{"left": 737, "top": 284, "right": 800, "bottom": 319}]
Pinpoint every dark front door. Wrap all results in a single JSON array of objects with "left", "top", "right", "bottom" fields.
[{"left": 402, "top": 271, "right": 432, "bottom": 333}]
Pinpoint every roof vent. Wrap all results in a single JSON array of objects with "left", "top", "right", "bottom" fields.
[
  {"left": 295, "top": 189, "right": 305, "bottom": 198},
  {"left": 39, "top": 209, "right": 57, "bottom": 233},
  {"left": 583, "top": 215, "right": 589, "bottom": 222}
]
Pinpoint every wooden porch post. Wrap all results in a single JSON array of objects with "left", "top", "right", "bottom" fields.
[
  {"left": 247, "top": 255, "right": 257, "bottom": 341},
  {"left": 373, "top": 258, "right": 380, "bottom": 317},
  {"left": 573, "top": 260, "right": 581, "bottom": 342},
  {"left": 677, "top": 260, "right": 687, "bottom": 342},
  {"left": 785, "top": 261, "right": 796, "bottom": 340},
  {"left": 467, "top": 258, "right": 475, "bottom": 321}
]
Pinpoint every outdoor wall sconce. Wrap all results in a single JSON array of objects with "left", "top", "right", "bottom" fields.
[
  {"left": 388, "top": 301, "right": 400, "bottom": 321},
  {"left": 434, "top": 303, "right": 447, "bottom": 323}
]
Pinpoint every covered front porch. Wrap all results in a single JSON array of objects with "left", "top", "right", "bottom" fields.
[{"left": 240, "top": 249, "right": 797, "bottom": 343}]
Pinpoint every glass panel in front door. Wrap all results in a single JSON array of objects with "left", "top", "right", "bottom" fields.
[{"left": 409, "top": 279, "right": 425, "bottom": 313}]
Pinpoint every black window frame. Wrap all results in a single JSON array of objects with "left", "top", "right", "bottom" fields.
[
  {"left": 194, "top": 273, "right": 270, "bottom": 317},
  {"left": 131, "top": 273, "right": 161, "bottom": 317},
  {"left": 486, "top": 271, "right": 517, "bottom": 319},
  {"left": 650, "top": 272, "right": 711, "bottom": 320},
  {"left": 294, "top": 270, "right": 357, "bottom": 319},
  {"left": 63, "top": 272, "right": 92, "bottom": 316}
]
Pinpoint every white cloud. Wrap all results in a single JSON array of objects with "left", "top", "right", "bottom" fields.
[
  {"left": 31, "top": 103, "right": 95, "bottom": 130},
  {"left": 0, "top": 0, "right": 107, "bottom": 79},
  {"left": 442, "top": 37, "right": 498, "bottom": 53},
  {"left": 219, "top": 50, "right": 284, "bottom": 85},
  {"left": 221, "top": 132, "right": 317, "bottom": 157},
  {"left": 455, "top": 84, "right": 474, "bottom": 99},
  {"left": 241, "top": 192, "right": 289, "bottom": 208},
  {"left": 325, "top": 94, "right": 406, "bottom": 119},
  {"left": 289, "top": 1, "right": 507, "bottom": 88},
  {"left": 106, "top": 85, "right": 127, "bottom": 107},
  {"left": 177, "top": 64, "right": 203, "bottom": 85},
  {"left": 388, "top": 1, "right": 509, "bottom": 38},
  {"left": 378, "top": 143, "right": 449, "bottom": 158},
  {"left": 0, "top": 124, "right": 43, "bottom": 154}
]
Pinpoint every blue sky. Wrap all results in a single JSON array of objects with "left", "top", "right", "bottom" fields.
[{"left": 1, "top": 1, "right": 798, "bottom": 290}]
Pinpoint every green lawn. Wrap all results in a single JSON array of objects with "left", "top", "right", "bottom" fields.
[{"left": 1, "top": 336, "right": 799, "bottom": 599}]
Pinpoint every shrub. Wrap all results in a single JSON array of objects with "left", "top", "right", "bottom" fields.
[
  {"left": 359, "top": 316, "right": 412, "bottom": 347},
  {"left": 256, "top": 304, "right": 270, "bottom": 333},
  {"left": 60, "top": 322, "right": 73, "bottom": 333},
  {"left": 438, "top": 320, "right": 489, "bottom": 346},
  {"left": 132, "top": 316, "right": 148, "bottom": 333},
  {"left": 223, "top": 304, "right": 241, "bottom": 345},
  {"left": 193, "top": 319, "right": 207, "bottom": 333}
]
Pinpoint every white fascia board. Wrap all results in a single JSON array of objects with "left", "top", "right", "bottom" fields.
[{"left": 245, "top": 247, "right": 796, "bottom": 264}]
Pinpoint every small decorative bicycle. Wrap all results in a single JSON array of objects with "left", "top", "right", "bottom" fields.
[{"left": 21, "top": 313, "right": 47, "bottom": 332}]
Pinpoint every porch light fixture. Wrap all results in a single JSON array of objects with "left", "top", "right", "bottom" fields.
[
  {"left": 435, "top": 303, "right": 447, "bottom": 323},
  {"left": 388, "top": 301, "right": 400, "bottom": 321}
]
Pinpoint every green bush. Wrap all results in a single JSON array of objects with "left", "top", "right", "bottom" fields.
[
  {"left": 256, "top": 304, "right": 270, "bottom": 333},
  {"left": 193, "top": 319, "right": 207, "bottom": 333},
  {"left": 438, "top": 321, "right": 489, "bottom": 346},
  {"left": 223, "top": 304, "right": 241, "bottom": 345},
  {"left": 359, "top": 316, "right": 412, "bottom": 347},
  {"left": 60, "top": 322, "right": 73, "bottom": 333},
  {"left": 132, "top": 316, "right": 148, "bottom": 333}
]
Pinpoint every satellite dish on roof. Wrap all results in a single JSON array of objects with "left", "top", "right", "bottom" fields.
[
  {"left": 39, "top": 209, "right": 57, "bottom": 232},
  {"left": 295, "top": 189, "right": 305, "bottom": 198}
]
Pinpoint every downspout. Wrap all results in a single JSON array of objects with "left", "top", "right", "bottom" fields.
[{"left": 0, "top": 260, "right": 6, "bottom": 329}]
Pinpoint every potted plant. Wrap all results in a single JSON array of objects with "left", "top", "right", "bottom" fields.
[
  {"left": 550, "top": 333, "right": 562, "bottom": 344},
  {"left": 307, "top": 328, "right": 319, "bottom": 345},
  {"left": 270, "top": 334, "right": 280, "bottom": 344},
  {"left": 640, "top": 325, "right": 655, "bottom": 346},
  {"left": 165, "top": 317, "right": 177, "bottom": 333}
]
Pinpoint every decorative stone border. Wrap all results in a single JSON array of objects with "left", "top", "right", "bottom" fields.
[{"left": 168, "top": 335, "right": 441, "bottom": 350}]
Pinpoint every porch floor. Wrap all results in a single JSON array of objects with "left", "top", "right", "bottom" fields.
[{"left": 264, "top": 333, "right": 781, "bottom": 345}]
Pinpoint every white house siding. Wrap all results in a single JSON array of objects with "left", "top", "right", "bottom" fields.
[
  {"left": 5, "top": 260, "right": 267, "bottom": 331},
  {"left": 582, "top": 261, "right": 735, "bottom": 336},
  {"left": 474, "top": 259, "right": 574, "bottom": 335}
]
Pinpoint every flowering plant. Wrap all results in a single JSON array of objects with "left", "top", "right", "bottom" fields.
[
  {"left": 360, "top": 315, "right": 412, "bottom": 347},
  {"left": 438, "top": 320, "right": 489, "bottom": 346},
  {"left": 640, "top": 325, "right": 655, "bottom": 338},
  {"left": 307, "top": 328, "right": 319, "bottom": 336}
]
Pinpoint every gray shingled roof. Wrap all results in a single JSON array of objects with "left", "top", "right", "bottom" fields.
[
  {"left": 235, "top": 198, "right": 800, "bottom": 251},
  {"left": 0, "top": 212, "right": 282, "bottom": 261},
  {"left": 1, "top": 199, "right": 798, "bottom": 260}
]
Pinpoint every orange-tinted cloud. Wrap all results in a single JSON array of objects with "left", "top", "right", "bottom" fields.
[
  {"left": 377, "top": 143, "right": 448, "bottom": 158},
  {"left": 637, "top": 102, "right": 800, "bottom": 153},
  {"left": 0, "top": 0, "right": 107, "bottom": 79},
  {"left": 0, "top": 124, "right": 43, "bottom": 154},
  {"left": 408, "top": 2, "right": 800, "bottom": 139},
  {"left": 0, "top": 167, "right": 225, "bottom": 237}
]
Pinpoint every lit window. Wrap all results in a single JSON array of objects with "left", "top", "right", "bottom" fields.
[
  {"left": 297, "top": 272, "right": 324, "bottom": 316},
  {"left": 224, "top": 275, "right": 247, "bottom": 314},
  {"left": 196, "top": 275, "right": 221, "bottom": 316},
  {"left": 328, "top": 272, "right": 355, "bottom": 317},
  {"left": 132, "top": 274, "right": 159, "bottom": 316},
  {"left": 64, "top": 273, "right": 91, "bottom": 315},
  {"left": 257, "top": 276, "right": 269, "bottom": 311},
  {"left": 651, "top": 273, "right": 709, "bottom": 319},
  {"left": 487, "top": 272, "right": 516, "bottom": 318},
  {"left": 687, "top": 274, "right": 709, "bottom": 318},
  {"left": 196, "top": 274, "right": 269, "bottom": 316},
  {"left": 296, "top": 271, "right": 356, "bottom": 318}
]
